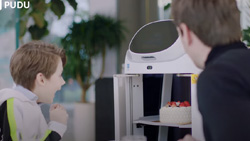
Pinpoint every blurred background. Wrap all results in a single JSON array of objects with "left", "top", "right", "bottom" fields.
[{"left": 0, "top": 0, "right": 249, "bottom": 141}]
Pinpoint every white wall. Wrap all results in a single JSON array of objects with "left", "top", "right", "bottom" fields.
[
  {"left": 0, "top": 30, "right": 15, "bottom": 89},
  {"left": 237, "top": 0, "right": 250, "bottom": 29},
  {"left": 90, "top": 0, "right": 117, "bottom": 17}
]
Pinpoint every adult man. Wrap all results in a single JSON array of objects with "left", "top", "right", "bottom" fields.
[{"left": 172, "top": 0, "right": 250, "bottom": 140}]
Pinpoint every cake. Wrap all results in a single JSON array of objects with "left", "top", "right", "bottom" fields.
[{"left": 160, "top": 101, "right": 191, "bottom": 124}]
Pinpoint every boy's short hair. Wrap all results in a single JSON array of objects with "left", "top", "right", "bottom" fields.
[
  {"left": 172, "top": 0, "right": 242, "bottom": 47},
  {"left": 10, "top": 41, "right": 66, "bottom": 91}
]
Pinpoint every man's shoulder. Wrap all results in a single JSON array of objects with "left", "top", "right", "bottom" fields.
[
  {"left": 203, "top": 48, "right": 250, "bottom": 76},
  {"left": 198, "top": 60, "right": 237, "bottom": 84},
  {"left": 218, "top": 48, "right": 250, "bottom": 63},
  {"left": 199, "top": 48, "right": 250, "bottom": 87}
]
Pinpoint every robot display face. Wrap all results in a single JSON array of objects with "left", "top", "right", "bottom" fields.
[
  {"left": 125, "top": 20, "right": 201, "bottom": 74},
  {"left": 130, "top": 20, "right": 179, "bottom": 54},
  {"left": 128, "top": 20, "right": 185, "bottom": 63}
]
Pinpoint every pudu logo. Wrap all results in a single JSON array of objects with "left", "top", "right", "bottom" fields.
[{"left": 0, "top": 0, "right": 30, "bottom": 10}]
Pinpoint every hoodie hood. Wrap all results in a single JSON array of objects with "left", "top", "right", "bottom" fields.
[{"left": 0, "top": 88, "right": 31, "bottom": 105}]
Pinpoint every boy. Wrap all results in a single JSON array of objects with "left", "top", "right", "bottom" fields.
[
  {"left": 0, "top": 41, "right": 68, "bottom": 140},
  {"left": 172, "top": 0, "right": 250, "bottom": 140}
]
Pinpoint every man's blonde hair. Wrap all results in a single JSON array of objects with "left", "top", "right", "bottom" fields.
[
  {"left": 172, "top": 0, "right": 242, "bottom": 47},
  {"left": 10, "top": 41, "right": 66, "bottom": 90}
]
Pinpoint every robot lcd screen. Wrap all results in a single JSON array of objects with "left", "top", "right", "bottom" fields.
[{"left": 130, "top": 21, "right": 178, "bottom": 54}]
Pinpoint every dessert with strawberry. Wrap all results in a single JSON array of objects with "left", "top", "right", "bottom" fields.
[{"left": 159, "top": 101, "right": 191, "bottom": 124}]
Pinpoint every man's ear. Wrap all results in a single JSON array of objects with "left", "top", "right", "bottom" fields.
[
  {"left": 177, "top": 26, "right": 183, "bottom": 36},
  {"left": 35, "top": 73, "right": 46, "bottom": 86},
  {"left": 178, "top": 23, "right": 192, "bottom": 46}
]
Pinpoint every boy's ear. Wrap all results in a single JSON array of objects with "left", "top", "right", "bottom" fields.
[
  {"left": 35, "top": 73, "right": 46, "bottom": 86},
  {"left": 178, "top": 23, "right": 193, "bottom": 46}
]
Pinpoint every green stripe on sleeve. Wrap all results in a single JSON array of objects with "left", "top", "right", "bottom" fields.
[
  {"left": 7, "top": 98, "right": 18, "bottom": 141},
  {"left": 40, "top": 130, "right": 52, "bottom": 141}
]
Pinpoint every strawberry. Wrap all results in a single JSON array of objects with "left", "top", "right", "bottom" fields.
[
  {"left": 184, "top": 101, "right": 191, "bottom": 107},
  {"left": 179, "top": 102, "right": 185, "bottom": 107},
  {"left": 171, "top": 102, "right": 177, "bottom": 107}
]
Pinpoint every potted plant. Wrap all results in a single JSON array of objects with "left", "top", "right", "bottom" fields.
[
  {"left": 19, "top": 0, "right": 77, "bottom": 40},
  {"left": 243, "top": 27, "right": 250, "bottom": 47},
  {"left": 61, "top": 14, "right": 126, "bottom": 103},
  {"left": 61, "top": 14, "right": 126, "bottom": 141},
  {"left": 241, "top": 0, "right": 250, "bottom": 47}
]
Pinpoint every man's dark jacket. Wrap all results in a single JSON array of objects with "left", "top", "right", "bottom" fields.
[{"left": 198, "top": 41, "right": 250, "bottom": 141}]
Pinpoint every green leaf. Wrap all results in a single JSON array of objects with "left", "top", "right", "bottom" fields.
[
  {"left": 50, "top": 0, "right": 65, "bottom": 19},
  {"left": 20, "top": 7, "right": 29, "bottom": 17},
  {"left": 19, "top": 19, "right": 28, "bottom": 38},
  {"left": 243, "top": 27, "right": 250, "bottom": 46},
  {"left": 33, "top": 0, "right": 48, "bottom": 13},
  {"left": 28, "top": 21, "right": 49, "bottom": 40},
  {"left": 28, "top": 0, "right": 40, "bottom": 6},
  {"left": 30, "top": 11, "right": 45, "bottom": 28},
  {"left": 164, "top": 3, "right": 171, "bottom": 11},
  {"left": 67, "top": 0, "right": 77, "bottom": 10}
]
